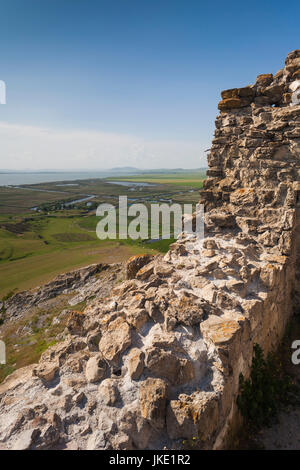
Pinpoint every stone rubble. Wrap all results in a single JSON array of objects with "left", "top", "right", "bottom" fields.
[
  {"left": 2, "top": 263, "right": 122, "bottom": 320},
  {"left": 1, "top": 50, "right": 300, "bottom": 449}
]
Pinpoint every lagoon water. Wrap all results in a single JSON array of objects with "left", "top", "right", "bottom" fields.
[{"left": 0, "top": 171, "right": 130, "bottom": 186}]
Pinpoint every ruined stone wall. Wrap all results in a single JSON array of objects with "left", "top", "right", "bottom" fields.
[
  {"left": 202, "top": 49, "right": 300, "bottom": 445},
  {"left": 0, "top": 51, "right": 300, "bottom": 450},
  {"left": 199, "top": 49, "right": 300, "bottom": 445}
]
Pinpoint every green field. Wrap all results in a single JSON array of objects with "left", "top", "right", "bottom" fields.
[
  {"left": 0, "top": 214, "right": 158, "bottom": 296},
  {"left": 0, "top": 170, "right": 205, "bottom": 297},
  {"left": 105, "top": 170, "right": 206, "bottom": 188},
  {"left": 0, "top": 186, "right": 72, "bottom": 214}
]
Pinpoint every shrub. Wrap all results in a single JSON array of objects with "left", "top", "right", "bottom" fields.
[{"left": 237, "top": 343, "right": 293, "bottom": 429}]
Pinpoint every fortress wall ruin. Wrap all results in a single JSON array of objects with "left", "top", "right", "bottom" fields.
[
  {"left": 200, "top": 49, "right": 300, "bottom": 446},
  {"left": 1, "top": 50, "right": 300, "bottom": 450}
]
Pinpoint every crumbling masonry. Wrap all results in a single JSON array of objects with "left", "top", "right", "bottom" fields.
[{"left": 1, "top": 50, "right": 300, "bottom": 450}]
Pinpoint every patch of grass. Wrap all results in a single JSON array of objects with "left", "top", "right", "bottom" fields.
[
  {"left": 141, "top": 237, "right": 175, "bottom": 253},
  {"left": 0, "top": 365, "right": 16, "bottom": 381},
  {"left": 0, "top": 244, "right": 13, "bottom": 261},
  {"left": 52, "top": 232, "right": 95, "bottom": 242},
  {"left": 0, "top": 299, "right": 69, "bottom": 383},
  {"left": 77, "top": 216, "right": 98, "bottom": 231},
  {"left": 9, "top": 252, "right": 34, "bottom": 262},
  {"left": 2, "top": 289, "right": 17, "bottom": 302},
  {"left": 0, "top": 240, "right": 156, "bottom": 297},
  {"left": 0, "top": 221, "right": 31, "bottom": 234},
  {"left": 34, "top": 338, "right": 57, "bottom": 355}
]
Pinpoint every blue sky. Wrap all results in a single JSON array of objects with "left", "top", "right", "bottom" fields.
[{"left": 0, "top": 0, "right": 299, "bottom": 170}]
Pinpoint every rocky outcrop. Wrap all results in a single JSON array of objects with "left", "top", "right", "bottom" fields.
[
  {"left": 1, "top": 50, "right": 300, "bottom": 450},
  {"left": 2, "top": 263, "right": 120, "bottom": 320},
  {"left": 125, "top": 254, "right": 154, "bottom": 280}
]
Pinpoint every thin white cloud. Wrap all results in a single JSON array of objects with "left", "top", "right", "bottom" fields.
[{"left": 0, "top": 122, "right": 207, "bottom": 170}]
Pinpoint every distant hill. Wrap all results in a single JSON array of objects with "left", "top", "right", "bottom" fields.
[{"left": 110, "top": 167, "right": 140, "bottom": 173}]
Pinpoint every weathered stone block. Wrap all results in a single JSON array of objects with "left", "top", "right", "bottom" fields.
[{"left": 139, "top": 378, "right": 168, "bottom": 429}]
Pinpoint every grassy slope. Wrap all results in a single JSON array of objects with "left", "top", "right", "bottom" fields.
[
  {"left": 0, "top": 214, "right": 157, "bottom": 296},
  {"left": 0, "top": 294, "right": 87, "bottom": 382}
]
